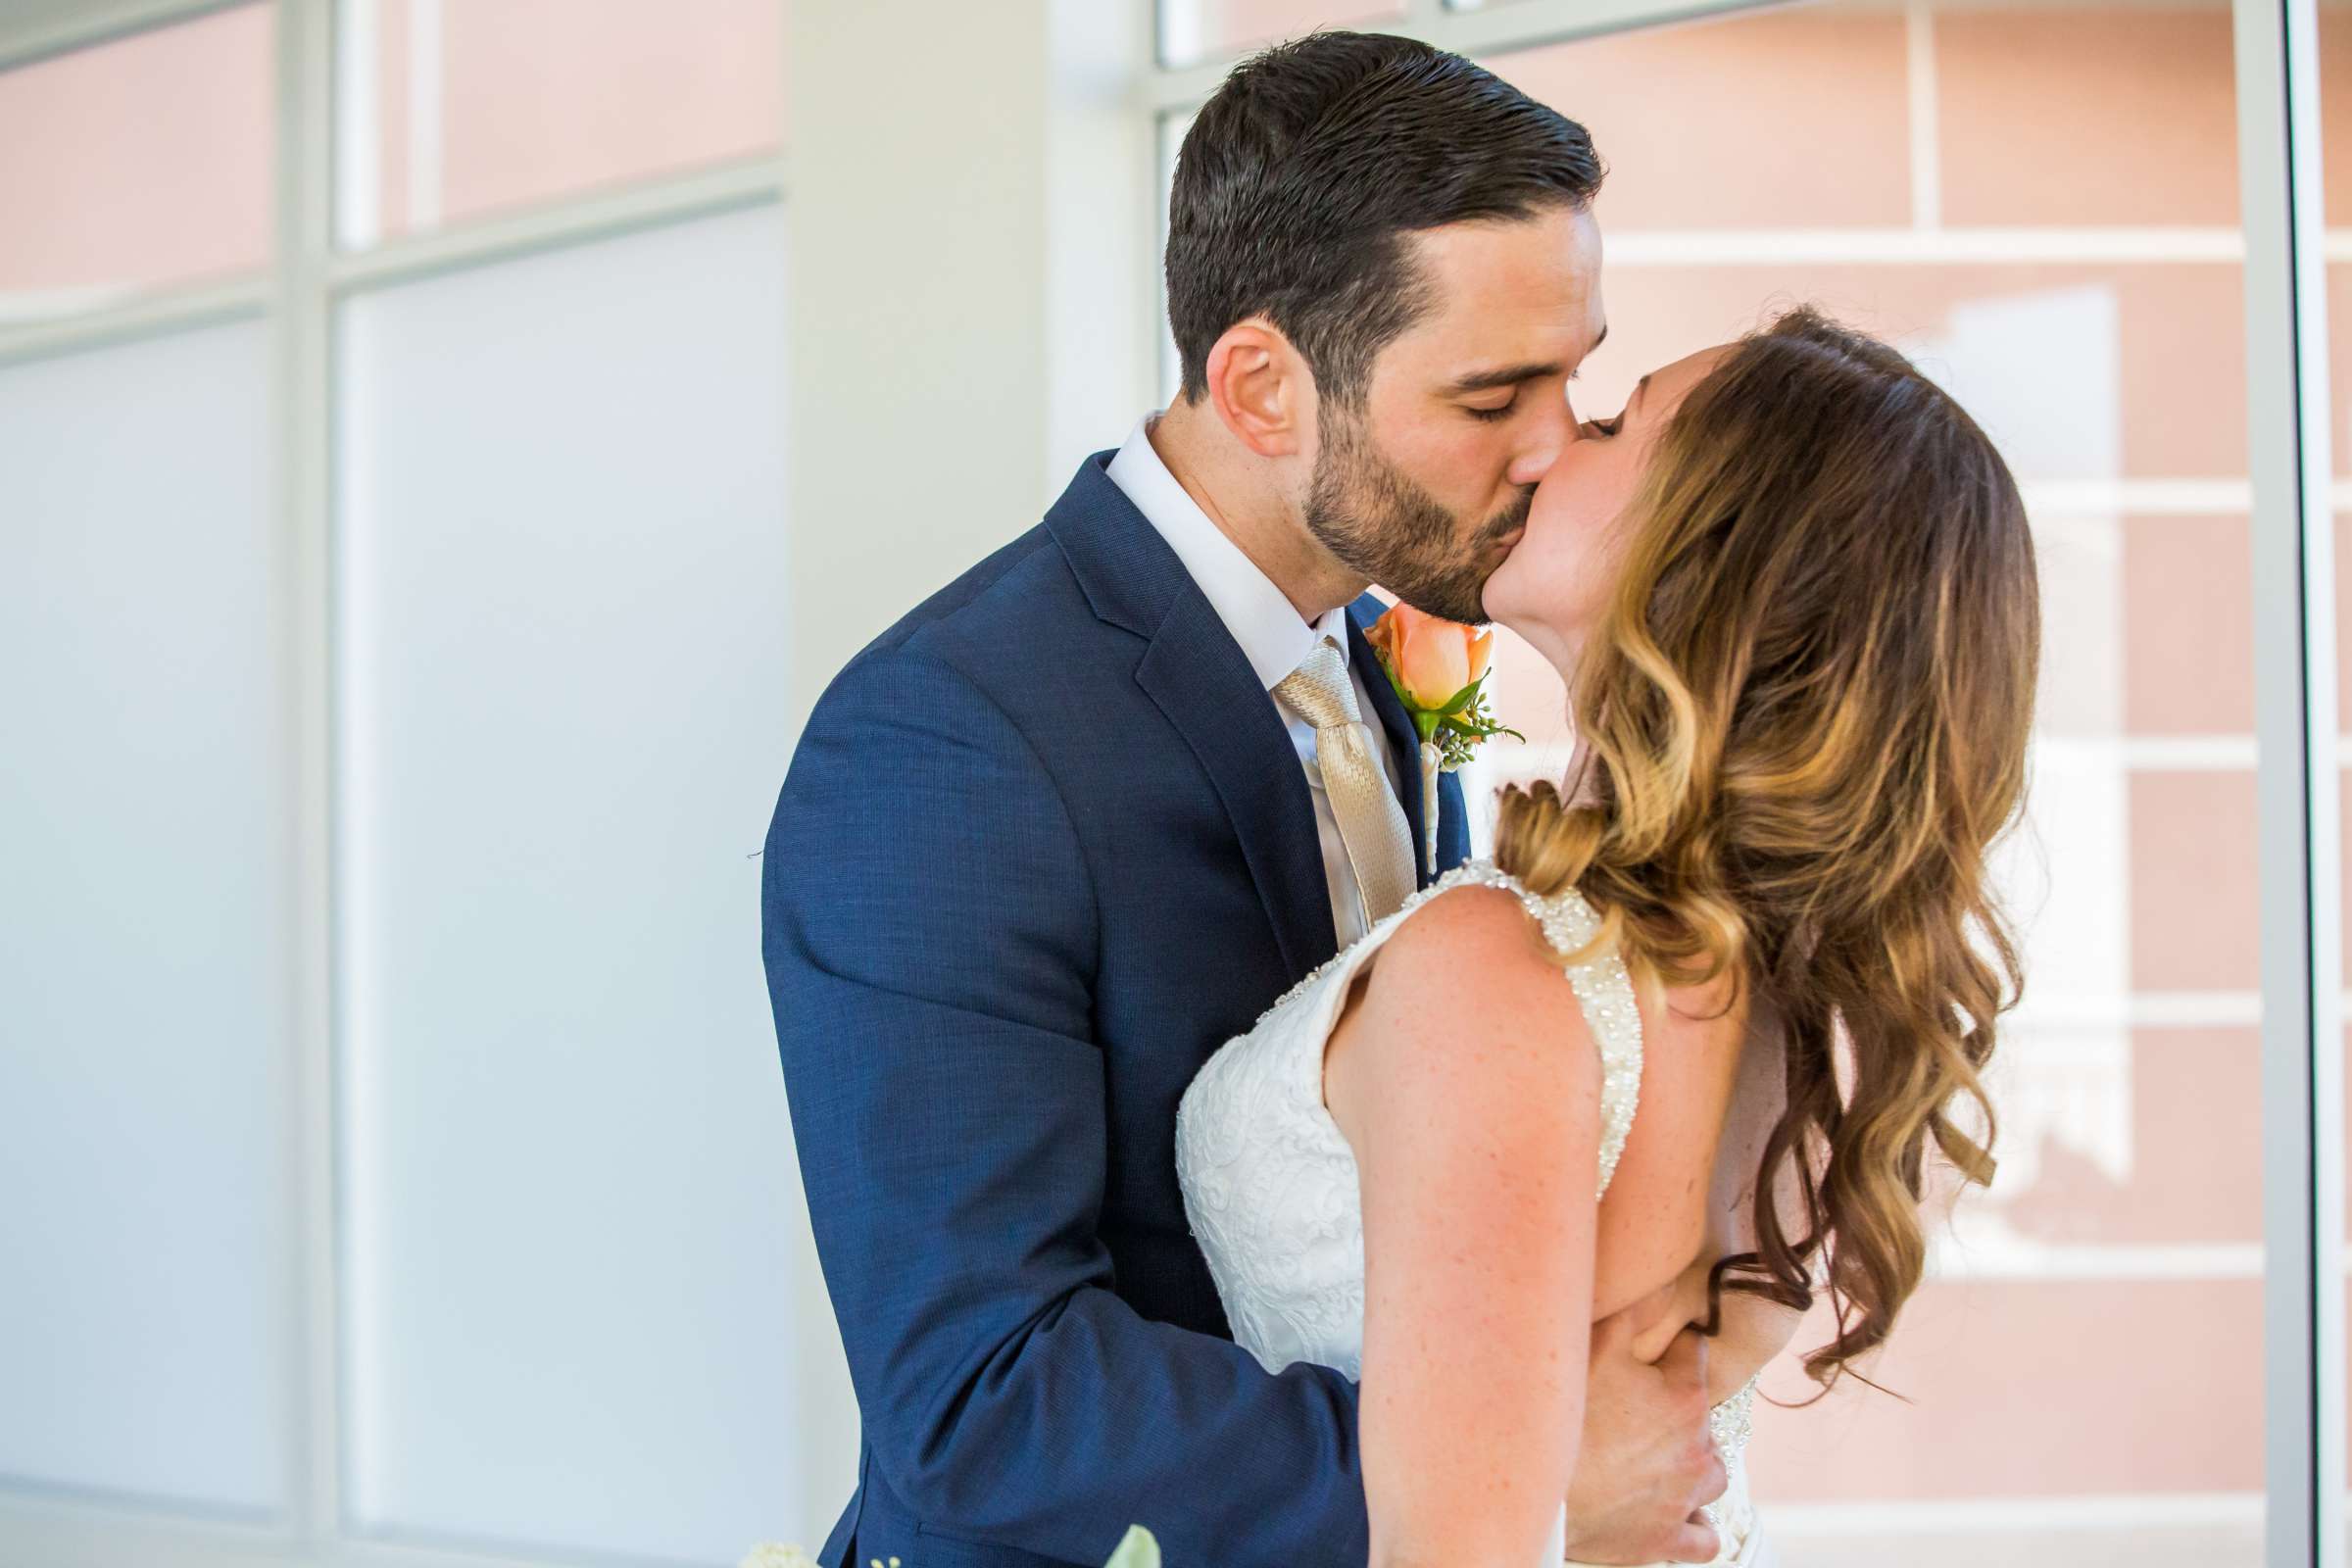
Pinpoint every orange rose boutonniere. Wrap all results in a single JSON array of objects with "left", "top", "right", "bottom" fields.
[{"left": 1364, "top": 603, "right": 1524, "bottom": 871}]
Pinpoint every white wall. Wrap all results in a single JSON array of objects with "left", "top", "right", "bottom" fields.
[{"left": 784, "top": 0, "right": 1152, "bottom": 724}]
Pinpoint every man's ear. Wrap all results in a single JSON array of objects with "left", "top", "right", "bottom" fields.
[{"left": 1202, "top": 318, "right": 1311, "bottom": 460}]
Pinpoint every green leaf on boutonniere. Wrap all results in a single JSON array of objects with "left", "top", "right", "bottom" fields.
[
  {"left": 1436, "top": 678, "right": 1486, "bottom": 716},
  {"left": 1424, "top": 686, "right": 1525, "bottom": 768}
]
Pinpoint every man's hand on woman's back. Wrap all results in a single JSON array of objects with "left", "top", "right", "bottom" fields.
[{"left": 1561, "top": 1317, "right": 1727, "bottom": 1564}]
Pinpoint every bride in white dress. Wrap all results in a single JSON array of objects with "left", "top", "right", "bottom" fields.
[{"left": 1176, "top": 308, "right": 2040, "bottom": 1566}]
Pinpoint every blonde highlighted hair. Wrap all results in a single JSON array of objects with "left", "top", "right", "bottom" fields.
[{"left": 1494, "top": 306, "right": 2039, "bottom": 1388}]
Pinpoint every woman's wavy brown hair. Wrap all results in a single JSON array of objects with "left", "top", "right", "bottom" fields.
[{"left": 1493, "top": 305, "right": 2039, "bottom": 1389}]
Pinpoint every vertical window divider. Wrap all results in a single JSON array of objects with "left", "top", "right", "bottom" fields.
[
  {"left": 270, "top": 0, "right": 343, "bottom": 1546},
  {"left": 2235, "top": 0, "right": 2344, "bottom": 1563}
]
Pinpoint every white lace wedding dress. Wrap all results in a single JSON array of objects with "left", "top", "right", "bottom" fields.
[{"left": 1174, "top": 860, "right": 1767, "bottom": 1566}]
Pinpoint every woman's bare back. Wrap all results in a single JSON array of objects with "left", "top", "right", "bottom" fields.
[{"left": 1599, "top": 991, "right": 1805, "bottom": 1401}]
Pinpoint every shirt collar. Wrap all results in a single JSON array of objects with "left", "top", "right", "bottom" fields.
[{"left": 1105, "top": 415, "right": 1350, "bottom": 692}]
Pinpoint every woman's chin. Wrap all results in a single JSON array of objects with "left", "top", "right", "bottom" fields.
[
  {"left": 1477, "top": 566, "right": 1524, "bottom": 633},
  {"left": 1480, "top": 581, "right": 1544, "bottom": 649}
]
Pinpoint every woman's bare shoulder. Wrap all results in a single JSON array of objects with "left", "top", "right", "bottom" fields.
[{"left": 1325, "top": 882, "right": 1604, "bottom": 1148}]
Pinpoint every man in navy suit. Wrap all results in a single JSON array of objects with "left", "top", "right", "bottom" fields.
[{"left": 763, "top": 32, "right": 1725, "bottom": 1568}]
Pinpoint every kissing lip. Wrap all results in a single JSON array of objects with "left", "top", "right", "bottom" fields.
[{"left": 1489, "top": 526, "right": 1527, "bottom": 553}]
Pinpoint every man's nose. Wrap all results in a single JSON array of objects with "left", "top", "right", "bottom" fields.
[{"left": 1507, "top": 397, "right": 1576, "bottom": 487}]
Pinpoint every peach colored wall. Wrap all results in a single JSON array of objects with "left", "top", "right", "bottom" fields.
[
  {"left": 438, "top": 0, "right": 782, "bottom": 231},
  {"left": 0, "top": 5, "right": 270, "bottom": 296},
  {"left": 2128, "top": 515, "right": 2254, "bottom": 732},
  {"left": 1936, "top": 9, "right": 2241, "bottom": 226},
  {"left": 377, "top": 0, "right": 411, "bottom": 237},
  {"left": 370, "top": 0, "right": 784, "bottom": 241},
  {"left": 3, "top": 0, "right": 788, "bottom": 293},
  {"left": 2131, "top": 771, "right": 2259, "bottom": 990},
  {"left": 1585, "top": 261, "right": 2247, "bottom": 475},
  {"left": 1165, "top": 0, "right": 1404, "bottom": 66},
  {"left": 1998, "top": 1029, "right": 2261, "bottom": 1244},
  {"left": 1748, "top": 1278, "right": 2264, "bottom": 1501},
  {"left": 1490, "top": 12, "right": 1912, "bottom": 230}
]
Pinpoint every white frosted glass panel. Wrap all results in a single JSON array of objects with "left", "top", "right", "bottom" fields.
[
  {"left": 0, "top": 319, "right": 290, "bottom": 1517},
  {"left": 337, "top": 205, "right": 802, "bottom": 1561}
]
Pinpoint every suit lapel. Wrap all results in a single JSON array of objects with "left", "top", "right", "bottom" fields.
[
  {"left": 1348, "top": 601, "right": 1435, "bottom": 890},
  {"left": 1044, "top": 453, "right": 1403, "bottom": 973},
  {"left": 1136, "top": 593, "right": 1339, "bottom": 984}
]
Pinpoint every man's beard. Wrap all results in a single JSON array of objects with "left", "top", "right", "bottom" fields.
[{"left": 1302, "top": 408, "right": 1532, "bottom": 625}]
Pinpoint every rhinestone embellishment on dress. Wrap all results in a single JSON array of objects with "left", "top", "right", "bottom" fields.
[{"left": 1710, "top": 1373, "right": 1759, "bottom": 1460}]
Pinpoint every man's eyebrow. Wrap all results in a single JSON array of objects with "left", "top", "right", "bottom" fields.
[
  {"left": 1445, "top": 361, "right": 1567, "bottom": 396},
  {"left": 1442, "top": 324, "right": 1608, "bottom": 396}
]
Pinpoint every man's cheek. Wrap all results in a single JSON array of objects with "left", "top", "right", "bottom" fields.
[{"left": 1397, "top": 415, "right": 1494, "bottom": 472}]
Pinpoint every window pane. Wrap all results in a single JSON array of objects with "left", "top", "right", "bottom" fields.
[
  {"left": 1157, "top": 0, "right": 1407, "bottom": 70},
  {"left": 0, "top": 7, "right": 272, "bottom": 322},
  {"left": 335, "top": 206, "right": 804, "bottom": 1560},
  {"left": 0, "top": 318, "right": 290, "bottom": 1515},
  {"left": 335, "top": 0, "right": 784, "bottom": 250},
  {"left": 1465, "top": 3, "right": 2258, "bottom": 1559}
]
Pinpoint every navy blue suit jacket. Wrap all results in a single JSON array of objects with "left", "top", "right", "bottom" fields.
[{"left": 761, "top": 451, "right": 1472, "bottom": 1568}]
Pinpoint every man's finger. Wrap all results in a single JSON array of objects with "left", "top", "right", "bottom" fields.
[
  {"left": 1668, "top": 1521, "right": 1721, "bottom": 1564},
  {"left": 1588, "top": 1307, "right": 1637, "bottom": 1353},
  {"left": 1693, "top": 1451, "right": 1729, "bottom": 1508}
]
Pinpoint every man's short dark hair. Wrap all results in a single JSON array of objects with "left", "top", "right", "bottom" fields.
[{"left": 1166, "top": 31, "right": 1603, "bottom": 408}]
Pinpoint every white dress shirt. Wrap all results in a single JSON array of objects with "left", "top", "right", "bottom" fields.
[{"left": 1106, "top": 415, "right": 1409, "bottom": 949}]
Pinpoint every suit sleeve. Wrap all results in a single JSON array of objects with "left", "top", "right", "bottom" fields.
[{"left": 761, "top": 643, "right": 1372, "bottom": 1566}]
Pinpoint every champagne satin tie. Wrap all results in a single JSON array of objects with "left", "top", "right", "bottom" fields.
[{"left": 1275, "top": 639, "right": 1417, "bottom": 926}]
